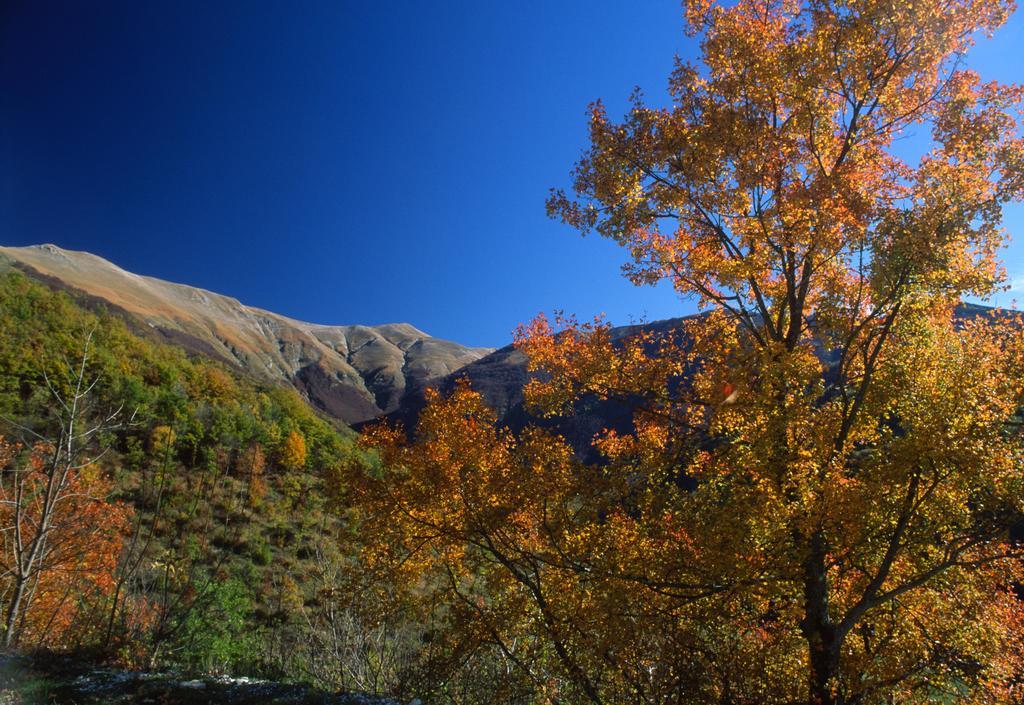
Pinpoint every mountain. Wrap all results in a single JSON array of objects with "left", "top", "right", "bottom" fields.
[
  {"left": 0, "top": 244, "right": 492, "bottom": 424},
  {"left": 5, "top": 244, "right": 1010, "bottom": 441}
]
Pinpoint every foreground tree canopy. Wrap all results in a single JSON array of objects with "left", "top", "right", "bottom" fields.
[{"left": 352, "top": 1, "right": 1024, "bottom": 704}]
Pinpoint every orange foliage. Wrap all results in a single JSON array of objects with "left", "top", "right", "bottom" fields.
[
  {"left": 0, "top": 438, "right": 133, "bottom": 649},
  {"left": 353, "top": 0, "right": 1024, "bottom": 703}
]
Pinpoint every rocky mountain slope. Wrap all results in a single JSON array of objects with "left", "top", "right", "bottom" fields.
[{"left": 0, "top": 244, "right": 491, "bottom": 424}]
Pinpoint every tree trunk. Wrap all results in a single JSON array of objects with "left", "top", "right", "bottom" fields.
[
  {"left": 3, "top": 573, "right": 28, "bottom": 648},
  {"left": 801, "top": 531, "right": 841, "bottom": 705}
]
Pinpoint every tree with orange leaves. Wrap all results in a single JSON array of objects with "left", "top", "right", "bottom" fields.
[
  {"left": 0, "top": 440, "right": 132, "bottom": 649},
  {"left": 353, "top": 1, "right": 1024, "bottom": 704},
  {"left": 0, "top": 333, "right": 132, "bottom": 649}
]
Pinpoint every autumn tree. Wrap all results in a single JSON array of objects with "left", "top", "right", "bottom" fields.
[
  {"left": 355, "top": 383, "right": 613, "bottom": 702},
  {"left": 281, "top": 430, "right": 307, "bottom": 472},
  {"left": 353, "top": 1, "right": 1024, "bottom": 704},
  {"left": 0, "top": 333, "right": 132, "bottom": 649}
]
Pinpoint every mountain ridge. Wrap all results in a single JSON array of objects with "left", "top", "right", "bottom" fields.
[
  {"left": 7, "top": 244, "right": 1011, "bottom": 442},
  {"left": 0, "top": 244, "right": 492, "bottom": 424}
]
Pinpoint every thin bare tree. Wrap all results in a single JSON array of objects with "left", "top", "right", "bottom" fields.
[{"left": 0, "top": 330, "right": 132, "bottom": 648}]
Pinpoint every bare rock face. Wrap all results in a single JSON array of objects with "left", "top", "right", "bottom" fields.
[{"left": 0, "top": 244, "right": 492, "bottom": 424}]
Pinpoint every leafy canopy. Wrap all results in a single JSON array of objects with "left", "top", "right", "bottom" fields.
[{"left": 353, "top": 1, "right": 1024, "bottom": 704}]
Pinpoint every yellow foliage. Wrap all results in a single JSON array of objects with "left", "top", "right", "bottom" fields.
[
  {"left": 279, "top": 430, "right": 307, "bottom": 471},
  {"left": 149, "top": 425, "right": 176, "bottom": 455},
  {"left": 352, "top": 0, "right": 1024, "bottom": 702}
]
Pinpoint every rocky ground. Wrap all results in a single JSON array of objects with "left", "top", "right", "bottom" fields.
[{"left": 0, "top": 656, "right": 411, "bottom": 705}]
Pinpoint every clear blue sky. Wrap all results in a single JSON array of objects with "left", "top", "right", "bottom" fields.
[{"left": 1, "top": 2, "right": 1021, "bottom": 347}]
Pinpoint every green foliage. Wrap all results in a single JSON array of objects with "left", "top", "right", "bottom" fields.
[
  {"left": 174, "top": 577, "right": 258, "bottom": 675},
  {"left": 248, "top": 535, "right": 273, "bottom": 566},
  {"left": 0, "top": 271, "right": 354, "bottom": 468}
]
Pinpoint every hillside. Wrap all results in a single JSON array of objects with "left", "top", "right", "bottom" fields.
[
  {"left": 0, "top": 244, "right": 491, "bottom": 424},
  {"left": 0, "top": 269, "right": 372, "bottom": 684}
]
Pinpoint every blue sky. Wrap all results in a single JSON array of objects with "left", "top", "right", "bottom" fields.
[{"left": 1, "top": 2, "right": 1021, "bottom": 347}]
